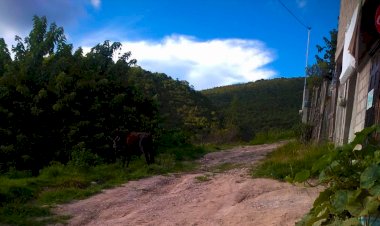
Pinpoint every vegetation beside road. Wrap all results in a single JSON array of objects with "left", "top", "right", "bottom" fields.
[
  {"left": 252, "top": 126, "right": 380, "bottom": 225},
  {"left": 251, "top": 141, "right": 332, "bottom": 180},
  {"left": 293, "top": 126, "right": 380, "bottom": 225},
  {"left": 250, "top": 129, "right": 295, "bottom": 145}
]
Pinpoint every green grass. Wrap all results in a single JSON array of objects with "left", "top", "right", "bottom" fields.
[
  {"left": 210, "top": 163, "right": 243, "bottom": 173},
  {"left": 195, "top": 175, "right": 212, "bottom": 182},
  {"left": 0, "top": 145, "right": 209, "bottom": 225},
  {"left": 251, "top": 129, "right": 295, "bottom": 145},
  {"left": 251, "top": 141, "right": 333, "bottom": 180},
  {"left": 202, "top": 143, "right": 244, "bottom": 152},
  {"left": 163, "top": 145, "right": 208, "bottom": 161}
]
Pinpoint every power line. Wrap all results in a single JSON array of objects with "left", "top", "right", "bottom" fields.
[
  {"left": 276, "top": 0, "right": 312, "bottom": 122},
  {"left": 277, "top": 0, "right": 311, "bottom": 30}
]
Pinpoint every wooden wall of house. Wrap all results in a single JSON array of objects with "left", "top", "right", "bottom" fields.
[{"left": 308, "top": 79, "right": 331, "bottom": 142}]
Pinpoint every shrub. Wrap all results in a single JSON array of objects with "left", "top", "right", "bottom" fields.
[
  {"left": 251, "top": 129, "right": 294, "bottom": 145},
  {"left": 293, "top": 123, "right": 313, "bottom": 143},
  {"left": 157, "top": 130, "right": 191, "bottom": 148},
  {"left": 68, "top": 143, "right": 103, "bottom": 168},
  {"left": 252, "top": 141, "right": 332, "bottom": 180},
  {"left": 39, "top": 162, "right": 66, "bottom": 179},
  {"left": 292, "top": 126, "right": 380, "bottom": 225}
]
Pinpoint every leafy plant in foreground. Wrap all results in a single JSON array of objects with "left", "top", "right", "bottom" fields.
[{"left": 290, "top": 126, "right": 380, "bottom": 225}]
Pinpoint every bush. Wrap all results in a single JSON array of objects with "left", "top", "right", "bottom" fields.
[
  {"left": 251, "top": 129, "right": 294, "bottom": 145},
  {"left": 292, "top": 126, "right": 380, "bottom": 225},
  {"left": 293, "top": 123, "right": 313, "bottom": 143},
  {"left": 157, "top": 130, "right": 191, "bottom": 148},
  {"left": 307, "top": 75, "right": 323, "bottom": 90},
  {"left": 39, "top": 162, "right": 66, "bottom": 179},
  {"left": 251, "top": 141, "right": 332, "bottom": 180},
  {"left": 204, "top": 126, "right": 241, "bottom": 144},
  {"left": 4, "top": 168, "right": 32, "bottom": 179},
  {"left": 164, "top": 145, "right": 207, "bottom": 161},
  {"left": 68, "top": 143, "right": 103, "bottom": 168}
]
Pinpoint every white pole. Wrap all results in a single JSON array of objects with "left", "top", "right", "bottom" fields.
[{"left": 302, "top": 27, "right": 311, "bottom": 123}]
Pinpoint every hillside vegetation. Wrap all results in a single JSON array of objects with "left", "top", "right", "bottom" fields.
[{"left": 203, "top": 78, "right": 304, "bottom": 141}]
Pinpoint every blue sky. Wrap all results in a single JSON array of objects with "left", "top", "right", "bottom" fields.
[{"left": 0, "top": 0, "right": 340, "bottom": 90}]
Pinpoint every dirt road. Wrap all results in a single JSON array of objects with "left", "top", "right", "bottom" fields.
[{"left": 54, "top": 142, "right": 321, "bottom": 226}]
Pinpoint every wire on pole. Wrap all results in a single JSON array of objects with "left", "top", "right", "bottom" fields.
[
  {"left": 277, "top": 0, "right": 310, "bottom": 30},
  {"left": 277, "top": 0, "right": 312, "bottom": 121}
]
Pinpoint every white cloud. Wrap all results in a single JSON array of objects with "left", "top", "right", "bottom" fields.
[
  {"left": 296, "top": 0, "right": 307, "bottom": 8},
  {"left": 115, "top": 35, "right": 277, "bottom": 90},
  {"left": 90, "top": 0, "right": 101, "bottom": 9}
]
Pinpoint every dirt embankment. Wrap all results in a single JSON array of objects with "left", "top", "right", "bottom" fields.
[{"left": 53, "top": 142, "right": 321, "bottom": 226}]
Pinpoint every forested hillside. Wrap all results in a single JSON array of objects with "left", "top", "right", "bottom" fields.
[{"left": 202, "top": 78, "right": 304, "bottom": 141}]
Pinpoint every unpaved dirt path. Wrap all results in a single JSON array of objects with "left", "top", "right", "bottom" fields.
[{"left": 54, "top": 142, "right": 321, "bottom": 226}]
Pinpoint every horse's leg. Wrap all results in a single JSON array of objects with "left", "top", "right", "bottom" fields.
[
  {"left": 144, "top": 151, "right": 150, "bottom": 165},
  {"left": 139, "top": 144, "right": 149, "bottom": 165},
  {"left": 146, "top": 137, "right": 154, "bottom": 164},
  {"left": 140, "top": 145, "right": 151, "bottom": 165},
  {"left": 126, "top": 153, "right": 131, "bottom": 167},
  {"left": 149, "top": 151, "right": 155, "bottom": 164},
  {"left": 138, "top": 137, "right": 149, "bottom": 165},
  {"left": 121, "top": 155, "right": 126, "bottom": 167}
]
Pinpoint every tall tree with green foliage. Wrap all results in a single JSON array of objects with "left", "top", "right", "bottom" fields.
[
  {"left": 0, "top": 38, "right": 11, "bottom": 76},
  {"left": 307, "top": 29, "right": 337, "bottom": 82}
]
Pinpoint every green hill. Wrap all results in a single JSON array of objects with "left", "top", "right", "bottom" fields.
[{"left": 202, "top": 77, "right": 304, "bottom": 141}]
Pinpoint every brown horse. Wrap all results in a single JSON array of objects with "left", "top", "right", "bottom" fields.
[{"left": 112, "top": 131, "right": 155, "bottom": 167}]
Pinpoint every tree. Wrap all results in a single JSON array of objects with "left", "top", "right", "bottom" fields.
[
  {"left": 0, "top": 16, "right": 159, "bottom": 173},
  {"left": 306, "top": 29, "right": 337, "bottom": 89},
  {"left": 0, "top": 38, "right": 11, "bottom": 76},
  {"left": 314, "top": 29, "right": 337, "bottom": 80}
]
